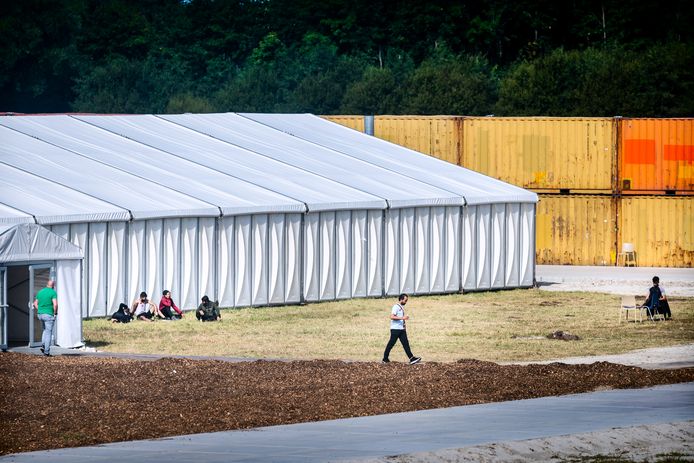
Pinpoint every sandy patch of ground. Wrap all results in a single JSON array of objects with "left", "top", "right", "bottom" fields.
[{"left": 346, "top": 421, "right": 694, "bottom": 462}]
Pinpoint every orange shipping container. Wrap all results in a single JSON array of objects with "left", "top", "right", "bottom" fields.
[
  {"left": 619, "top": 118, "right": 694, "bottom": 194},
  {"left": 618, "top": 196, "right": 693, "bottom": 268},
  {"left": 463, "top": 117, "right": 615, "bottom": 192},
  {"left": 321, "top": 116, "right": 365, "bottom": 133},
  {"left": 374, "top": 116, "right": 463, "bottom": 165}
]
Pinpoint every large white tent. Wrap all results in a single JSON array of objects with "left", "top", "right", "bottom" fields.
[{"left": 0, "top": 113, "right": 537, "bottom": 347}]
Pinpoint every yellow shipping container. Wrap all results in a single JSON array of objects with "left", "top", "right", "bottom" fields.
[
  {"left": 374, "top": 116, "right": 463, "bottom": 165},
  {"left": 536, "top": 194, "right": 617, "bottom": 265},
  {"left": 321, "top": 115, "right": 365, "bottom": 132},
  {"left": 463, "top": 117, "right": 615, "bottom": 192},
  {"left": 619, "top": 196, "right": 693, "bottom": 268}
]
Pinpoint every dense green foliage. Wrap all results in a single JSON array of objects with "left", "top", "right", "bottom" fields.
[{"left": 1, "top": 0, "right": 692, "bottom": 116}]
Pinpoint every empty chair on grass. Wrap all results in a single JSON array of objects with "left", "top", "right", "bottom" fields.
[
  {"left": 619, "top": 295, "right": 647, "bottom": 323},
  {"left": 196, "top": 295, "right": 221, "bottom": 322}
]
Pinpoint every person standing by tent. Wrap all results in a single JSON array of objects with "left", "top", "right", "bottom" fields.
[
  {"left": 33, "top": 279, "right": 57, "bottom": 356},
  {"left": 382, "top": 293, "right": 421, "bottom": 364}
]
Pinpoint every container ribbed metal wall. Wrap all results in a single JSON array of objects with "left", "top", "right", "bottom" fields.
[{"left": 619, "top": 118, "right": 694, "bottom": 194}]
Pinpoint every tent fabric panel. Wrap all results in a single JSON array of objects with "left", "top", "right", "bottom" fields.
[
  {"left": 268, "top": 214, "right": 285, "bottom": 304},
  {"left": 181, "top": 218, "right": 199, "bottom": 310},
  {"left": 198, "top": 218, "right": 216, "bottom": 306},
  {"left": 218, "top": 217, "right": 234, "bottom": 308},
  {"left": 107, "top": 222, "right": 127, "bottom": 314},
  {"left": 429, "top": 207, "right": 446, "bottom": 293},
  {"left": 128, "top": 221, "right": 146, "bottom": 307},
  {"left": 163, "top": 219, "right": 181, "bottom": 308},
  {"left": 319, "top": 212, "right": 336, "bottom": 300},
  {"left": 335, "top": 210, "right": 351, "bottom": 299},
  {"left": 367, "top": 210, "right": 382, "bottom": 297},
  {"left": 251, "top": 215, "right": 268, "bottom": 306},
  {"left": 491, "top": 204, "right": 506, "bottom": 289},
  {"left": 87, "top": 222, "right": 107, "bottom": 317},
  {"left": 234, "top": 216, "right": 252, "bottom": 307},
  {"left": 66, "top": 223, "right": 89, "bottom": 318},
  {"left": 384, "top": 210, "right": 399, "bottom": 296},
  {"left": 303, "top": 213, "right": 320, "bottom": 302},
  {"left": 520, "top": 204, "right": 536, "bottom": 287},
  {"left": 505, "top": 204, "right": 521, "bottom": 288},
  {"left": 444, "top": 207, "right": 460, "bottom": 292},
  {"left": 284, "top": 214, "right": 301, "bottom": 304},
  {"left": 462, "top": 206, "right": 477, "bottom": 291},
  {"left": 415, "top": 207, "right": 431, "bottom": 294},
  {"left": 145, "top": 220, "right": 164, "bottom": 308},
  {"left": 476, "top": 205, "right": 492, "bottom": 290},
  {"left": 351, "top": 210, "right": 367, "bottom": 298},
  {"left": 400, "top": 208, "right": 416, "bottom": 295},
  {"left": 56, "top": 259, "right": 83, "bottom": 348}
]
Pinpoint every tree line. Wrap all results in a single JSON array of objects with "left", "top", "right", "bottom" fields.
[{"left": 1, "top": 0, "right": 692, "bottom": 116}]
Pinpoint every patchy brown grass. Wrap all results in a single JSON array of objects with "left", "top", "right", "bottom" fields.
[{"left": 83, "top": 290, "right": 694, "bottom": 362}]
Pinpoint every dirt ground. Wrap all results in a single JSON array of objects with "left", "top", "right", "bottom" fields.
[{"left": 1, "top": 352, "right": 693, "bottom": 456}]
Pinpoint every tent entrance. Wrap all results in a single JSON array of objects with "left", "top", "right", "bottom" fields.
[{"left": 3, "top": 264, "right": 54, "bottom": 348}]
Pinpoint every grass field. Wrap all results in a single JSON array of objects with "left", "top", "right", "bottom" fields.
[{"left": 83, "top": 289, "right": 694, "bottom": 363}]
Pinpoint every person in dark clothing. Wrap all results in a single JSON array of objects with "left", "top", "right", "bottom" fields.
[
  {"left": 196, "top": 295, "right": 221, "bottom": 322},
  {"left": 644, "top": 276, "right": 671, "bottom": 319}
]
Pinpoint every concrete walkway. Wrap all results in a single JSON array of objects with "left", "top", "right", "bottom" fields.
[
  {"left": 536, "top": 265, "right": 694, "bottom": 296},
  {"left": 2, "top": 382, "right": 693, "bottom": 462}
]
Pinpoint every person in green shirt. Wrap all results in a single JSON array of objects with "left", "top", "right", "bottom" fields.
[{"left": 33, "top": 279, "right": 58, "bottom": 356}]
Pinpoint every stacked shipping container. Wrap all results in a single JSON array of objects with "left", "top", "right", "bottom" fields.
[{"left": 322, "top": 115, "right": 693, "bottom": 267}]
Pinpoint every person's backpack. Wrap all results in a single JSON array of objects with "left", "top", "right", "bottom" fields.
[{"left": 111, "top": 303, "right": 133, "bottom": 323}]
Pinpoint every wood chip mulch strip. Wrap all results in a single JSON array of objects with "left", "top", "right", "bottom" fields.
[{"left": 1, "top": 352, "right": 693, "bottom": 455}]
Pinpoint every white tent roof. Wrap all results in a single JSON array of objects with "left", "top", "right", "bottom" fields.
[
  {"left": 0, "top": 163, "right": 131, "bottom": 224},
  {"left": 74, "top": 114, "right": 387, "bottom": 212},
  {"left": 160, "top": 113, "right": 464, "bottom": 209},
  {"left": 0, "top": 113, "right": 536, "bottom": 226},
  {"left": 0, "top": 202, "right": 34, "bottom": 225},
  {"left": 1, "top": 116, "right": 305, "bottom": 215},
  {"left": 0, "top": 223, "right": 83, "bottom": 262},
  {"left": 0, "top": 124, "right": 221, "bottom": 219},
  {"left": 241, "top": 113, "right": 539, "bottom": 206}
]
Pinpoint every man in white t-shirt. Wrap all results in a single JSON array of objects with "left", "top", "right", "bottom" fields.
[{"left": 382, "top": 293, "right": 421, "bottom": 364}]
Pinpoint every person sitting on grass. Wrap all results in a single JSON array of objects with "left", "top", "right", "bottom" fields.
[
  {"left": 159, "top": 290, "right": 183, "bottom": 320},
  {"left": 196, "top": 295, "right": 221, "bottom": 322},
  {"left": 130, "top": 292, "right": 161, "bottom": 322}
]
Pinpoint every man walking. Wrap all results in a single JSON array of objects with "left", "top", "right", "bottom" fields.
[
  {"left": 33, "top": 279, "right": 58, "bottom": 356},
  {"left": 382, "top": 293, "right": 421, "bottom": 364}
]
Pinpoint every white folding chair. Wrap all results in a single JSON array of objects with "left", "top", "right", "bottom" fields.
[{"left": 619, "top": 295, "right": 646, "bottom": 322}]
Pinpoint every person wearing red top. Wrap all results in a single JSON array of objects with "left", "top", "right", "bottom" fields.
[{"left": 159, "top": 290, "right": 183, "bottom": 320}]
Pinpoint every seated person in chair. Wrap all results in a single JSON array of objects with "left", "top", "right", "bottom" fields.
[
  {"left": 643, "top": 276, "right": 667, "bottom": 319},
  {"left": 196, "top": 295, "right": 221, "bottom": 322}
]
